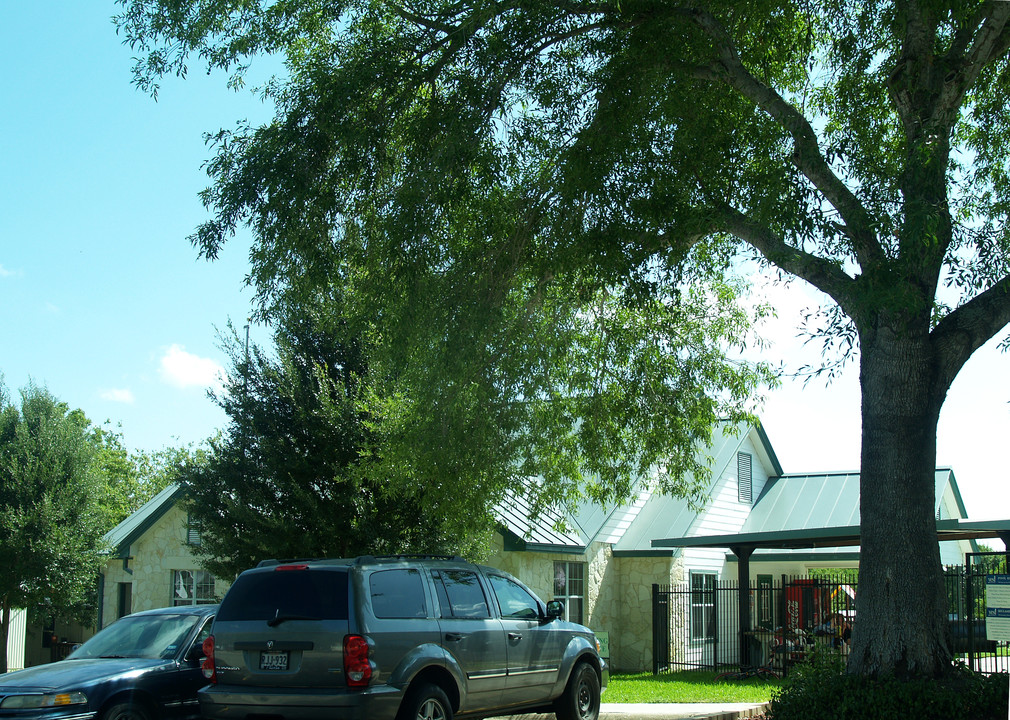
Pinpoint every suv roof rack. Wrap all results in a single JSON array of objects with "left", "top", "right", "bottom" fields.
[
  {"left": 256, "top": 558, "right": 354, "bottom": 568},
  {"left": 353, "top": 554, "right": 470, "bottom": 565},
  {"left": 256, "top": 555, "right": 469, "bottom": 568}
]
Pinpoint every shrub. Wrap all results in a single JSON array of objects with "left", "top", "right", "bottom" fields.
[{"left": 766, "top": 656, "right": 1008, "bottom": 720}]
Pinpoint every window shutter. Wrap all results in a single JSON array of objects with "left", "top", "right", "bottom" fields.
[{"left": 737, "top": 452, "right": 753, "bottom": 504}]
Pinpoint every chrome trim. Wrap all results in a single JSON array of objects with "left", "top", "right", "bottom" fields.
[
  {"left": 507, "top": 667, "right": 558, "bottom": 677},
  {"left": 465, "top": 671, "right": 508, "bottom": 680}
]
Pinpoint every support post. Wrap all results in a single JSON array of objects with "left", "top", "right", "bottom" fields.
[{"left": 731, "top": 545, "right": 755, "bottom": 667}]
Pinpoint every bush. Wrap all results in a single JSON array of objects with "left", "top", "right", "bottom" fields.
[{"left": 766, "top": 655, "right": 1008, "bottom": 720}]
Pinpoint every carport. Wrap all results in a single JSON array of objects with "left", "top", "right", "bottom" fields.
[{"left": 652, "top": 519, "right": 1010, "bottom": 667}]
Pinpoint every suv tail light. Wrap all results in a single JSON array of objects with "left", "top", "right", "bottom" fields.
[
  {"left": 343, "top": 635, "right": 371, "bottom": 687},
  {"left": 201, "top": 635, "right": 216, "bottom": 682}
]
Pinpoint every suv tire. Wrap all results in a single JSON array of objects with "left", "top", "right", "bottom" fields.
[
  {"left": 399, "top": 682, "right": 453, "bottom": 720},
  {"left": 554, "top": 662, "right": 600, "bottom": 720}
]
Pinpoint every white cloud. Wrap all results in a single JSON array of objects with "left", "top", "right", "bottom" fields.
[
  {"left": 100, "top": 388, "right": 136, "bottom": 404},
  {"left": 159, "top": 344, "right": 226, "bottom": 391},
  {"left": 0, "top": 264, "right": 16, "bottom": 278}
]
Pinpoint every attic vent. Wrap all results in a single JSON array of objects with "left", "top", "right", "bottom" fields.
[
  {"left": 187, "top": 513, "right": 202, "bottom": 546},
  {"left": 737, "top": 452, "right": 753, "bottom": 504}
]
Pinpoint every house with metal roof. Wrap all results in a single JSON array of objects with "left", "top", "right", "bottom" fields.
[
  {"left": 98, "top": 483, "right": 223, "bottom": 632},
  {"left": 485, "top": 424, "right": 989, "bottom": 673},
  {"left": 78, "top": 419, "right": 997, "bottom": 674}
]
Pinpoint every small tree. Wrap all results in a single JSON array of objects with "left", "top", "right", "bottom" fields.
[
  {"left": 0, "top": 383, "right": 107, "bottom": 672},
  {"left": 182, "top": 309, "right": 486, "bottom": 580}
]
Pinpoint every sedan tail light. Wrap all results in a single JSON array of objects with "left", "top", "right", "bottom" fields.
[{"left": 201, "top": 635, "right": 216, "bottom": 682}]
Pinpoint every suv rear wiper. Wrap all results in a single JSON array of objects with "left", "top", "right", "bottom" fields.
[{"left": 267, "top": 611, "right": 320, "bottom": 627}]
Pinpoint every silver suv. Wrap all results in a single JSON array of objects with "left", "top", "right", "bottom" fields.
[{"left": 199, "top": 556, "right": 607, "bottom": 720}]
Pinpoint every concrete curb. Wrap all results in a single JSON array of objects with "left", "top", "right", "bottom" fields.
[
  {"left": 598, "top": 702, "right": 769, "bottom": 719},
  {"left": 503, "top": 702, "right": 770, "bottom": 720}
]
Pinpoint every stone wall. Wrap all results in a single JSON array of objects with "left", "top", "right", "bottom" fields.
[
  {"left": 487, "top": 533, "right": 683, "bottom": 673},
  {"left": 100, "top": 505, "right": 230, "bottom": 629}
]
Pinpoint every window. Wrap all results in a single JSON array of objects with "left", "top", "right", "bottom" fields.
[
  {"left": 488, "top": 574, "right": 540, "bottom": 620},
  {"left": 216, "top": 568, "right": 348, "bottom": 622},
  {"left": 117, "top": 582, "right": 133, "bottom": 619},
  {"left": 690, "top": 572, "right": 716, "bottom": 641},
  {"left": 172, "top": 569, "right": 216, "bottom": 606},
  {"left": 757, "top": 574, "right": 773, "bottom": 626},
  {"left": 737, "top": 452, "right": 753, "bottom": 504},
  {"left": 369, "top": 569, "right": 427, "bottom": 619},
  {"left": 553, "top": 561, "right": 586, "bottom": 625},
  {"left": 433, "top": 570, "right": 490, "bottom": 619}
]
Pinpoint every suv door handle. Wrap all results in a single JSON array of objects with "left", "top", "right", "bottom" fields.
[
  {"left": 508, "top": 632, "right": 523, "bottom": 641},
  {"left": 445, "top": 633, "right": 466, "bottom": 642}
]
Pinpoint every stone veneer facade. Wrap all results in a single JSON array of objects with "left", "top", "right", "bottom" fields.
[
  {"left": 100, "top": 505, "right": 230, "bottom": 629},
  {"left": 487, "top": 533, "right": 684, "bottom": 672}
]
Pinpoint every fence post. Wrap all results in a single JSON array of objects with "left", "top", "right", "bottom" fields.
[
  {"left": 652, "top": 584, "right": 668, "bottom": 675},
  {"left": 965, "top": 564, "right": 976, "bottom": 672}
]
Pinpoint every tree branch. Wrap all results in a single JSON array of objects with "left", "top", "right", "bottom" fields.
[
  {"left": 679, "top": 8, "right": 886, "bottom": 273},
  {"left": 931, "top": 274, "right": 1010, "bottom": 392},
  {"left": 714, "top": 202, "right": 858, "bottom": 313},
  {"left": 940, "top": 2, "right": 1010, "bottom": 117}
]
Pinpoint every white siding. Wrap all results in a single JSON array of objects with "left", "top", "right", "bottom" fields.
[
  {"left": 682, "top": 427, "right": 773, "bottom": 581},
  {"left": 6, "top": 608, "right": 26, "bottom": 672}
]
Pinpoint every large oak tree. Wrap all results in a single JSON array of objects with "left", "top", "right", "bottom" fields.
[{"left": 117, "top": 0, "right": 1010, "bottom": 678}]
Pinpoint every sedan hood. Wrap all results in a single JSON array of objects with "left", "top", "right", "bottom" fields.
[{"left": 0, "top": 658, "right": 171, "bottom": 692}]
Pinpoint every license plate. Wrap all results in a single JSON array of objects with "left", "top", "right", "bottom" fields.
[{"left": 260, "top": 650, "right": 289, "bottom": 670}]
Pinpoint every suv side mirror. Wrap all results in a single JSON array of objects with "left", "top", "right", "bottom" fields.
[{"left": 545, "top": 599, "right": 565, "bottom": 621}]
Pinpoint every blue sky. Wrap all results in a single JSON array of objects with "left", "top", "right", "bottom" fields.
[
  {"left": 2, "top": 2, "right": 1008, "bottom": 538},
  {"left": 1, "top": 1, "right": 273, "bottom": 452}
]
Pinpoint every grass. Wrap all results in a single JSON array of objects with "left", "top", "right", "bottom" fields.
[{"left": 604, "top": 670, "right": 782, "bottom": 704}]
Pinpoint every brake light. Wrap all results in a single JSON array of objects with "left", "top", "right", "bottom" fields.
[
  {"left": 274, "top": 564, "right": 309, "bottom": 571},
  {"left": 201, "top": 635, "right": 216, "bottom": 682},
  {"left": 343, "top": 635, "right": 372, "bottom": 688}
]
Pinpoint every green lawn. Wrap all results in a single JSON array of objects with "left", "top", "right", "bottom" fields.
[{"left": 604, "top": 671, "right": 781, "bottom": 704}]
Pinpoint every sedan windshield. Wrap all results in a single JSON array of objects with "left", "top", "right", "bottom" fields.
[{"left": 67, "top": 615, "right": 201, "bottom": 660}]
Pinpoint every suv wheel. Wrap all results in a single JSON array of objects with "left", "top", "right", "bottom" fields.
[
  {"left": 400, "top": 682, "right": 453, "bottom": 720},
  {"left": 554, "top": 662, "right": 600, "bottom": 720}
]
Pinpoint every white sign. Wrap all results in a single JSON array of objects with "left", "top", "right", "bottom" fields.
[{"left": 985, "top": 575, "right": 1010, "bottom": 642}]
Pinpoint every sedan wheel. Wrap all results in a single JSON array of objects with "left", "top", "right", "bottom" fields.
[{"left": 102, "top": 703, "right": 152, "bottom": 720}]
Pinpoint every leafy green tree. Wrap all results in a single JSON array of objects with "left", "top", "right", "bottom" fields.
[
  {"left": 180, "top": 310, "right": 484, "bottom": 580},
  {"left": 0, "top": 383, "right": 107, "bottom": 672},
  {"left": 89, "top": 422, "right": 196, "bottom": 532},
  {"left": 115, "top": 0, "right": 1010, "bottom": 678}
]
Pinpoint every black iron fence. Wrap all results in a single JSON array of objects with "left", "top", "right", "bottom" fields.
[{"left": 653, "top": 565, "right": 1009, "bottom": 675}]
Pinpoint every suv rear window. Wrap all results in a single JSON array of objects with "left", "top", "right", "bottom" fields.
[{"left": 217, "top": 568, "right": 349, "bottom": 621}]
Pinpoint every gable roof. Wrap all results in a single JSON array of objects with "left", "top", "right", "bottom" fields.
[
  {"left": 104, "top": 483, "right": 186, "bottom": 559},
  {"left": 652, "top": 468, "right": 1010, "bottom": 557},
  {"left": 739, "top": 468, "right": 960, "bottom": 537},
  {"left": 498, "top": 421, "right": 782, "bottom": 554}
]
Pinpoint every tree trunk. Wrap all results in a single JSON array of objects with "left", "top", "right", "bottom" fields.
[{"left": 847, "top": 322, "right": 953, "bottom": 678}]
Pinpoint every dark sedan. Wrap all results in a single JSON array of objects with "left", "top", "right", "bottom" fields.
[{"left": 0, "top": 605, "right": 217, "bottom": 720}]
